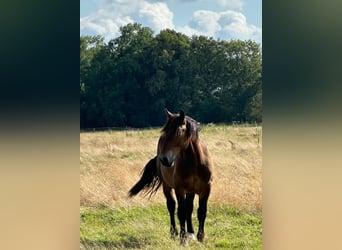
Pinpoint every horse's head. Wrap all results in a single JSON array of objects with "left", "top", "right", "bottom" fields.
[{"left": 158, "top": 108, "right": 199, "bottom": 167}]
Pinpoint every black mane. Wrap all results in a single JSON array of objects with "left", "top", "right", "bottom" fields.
[{"left": 185, "top": 115, "right": 201, "bottom": 137}]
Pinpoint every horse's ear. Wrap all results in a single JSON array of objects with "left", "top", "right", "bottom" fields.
[
  {"left": 165, "top": 108, "right": 174, "bottom": 120},
  {"left": 179, "top": 110, "right": 185, "bottom": 120}
]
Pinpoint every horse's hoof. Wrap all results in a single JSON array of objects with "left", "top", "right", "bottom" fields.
[
  {"left": 170, "top": 227, "right": 178, "bottom": 240},
  {"left": 180, "top": 232, "right": 188, "bottom": 246},
  {"left": 186, "top": 232, "right": 195, "bottom": 240},
  {"left": 197, "top": 232, "right": 205, "bottom": 242}
]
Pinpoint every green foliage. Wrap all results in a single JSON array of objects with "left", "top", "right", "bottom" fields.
[
  {"left": 80, "top": 23, "right": 262, "bottom": 128},
  {"left": 80, "top": 204, "right": 262, "bottom": 249}
]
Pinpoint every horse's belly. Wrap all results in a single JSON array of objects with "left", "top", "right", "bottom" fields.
[{"left": 178, "top": 177, "right": 210, "bottom": 195}]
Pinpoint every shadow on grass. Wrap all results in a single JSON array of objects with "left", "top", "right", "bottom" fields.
[{"left": 81, "top": 233, "right": 152, "bottom": 249}]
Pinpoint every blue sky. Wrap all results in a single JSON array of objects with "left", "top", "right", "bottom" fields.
[{"left": 80, "top": 0, "right": 261, "bottom": 44}]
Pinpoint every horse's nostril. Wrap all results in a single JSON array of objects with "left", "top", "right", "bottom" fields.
[
  {"left": 160, "top": 157, "right": 174, "bottom": 167},
  {"left": 160, "top": 157, "right": 168, "bottom": 165}
]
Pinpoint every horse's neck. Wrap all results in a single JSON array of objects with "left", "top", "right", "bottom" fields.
[{"left": 187, "top": 137, "right": 206, "bottom": 166}]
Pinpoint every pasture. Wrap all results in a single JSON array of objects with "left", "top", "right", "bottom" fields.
[{"left": 80, "top": 124, "right": 262, "bottom": 249}]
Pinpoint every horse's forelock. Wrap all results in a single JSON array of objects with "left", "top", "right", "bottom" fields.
[{"left": 161, "top": 114, "right": 200, "bottom": 138}]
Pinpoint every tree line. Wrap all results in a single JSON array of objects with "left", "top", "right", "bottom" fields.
[{"left": 80, "top": 23, "right": 262, "bottom": 128}]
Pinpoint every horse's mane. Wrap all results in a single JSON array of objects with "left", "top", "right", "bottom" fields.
[
  {"left": 184, "top": 117, "right": 206, "bottom": 166},
  {"left": 185, "top": 116, "right": 201, "bottom": 137}
]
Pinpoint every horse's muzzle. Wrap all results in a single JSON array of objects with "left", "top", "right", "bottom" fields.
[{"left": 160, "top": 157, "right": 175, "bottom": 167}]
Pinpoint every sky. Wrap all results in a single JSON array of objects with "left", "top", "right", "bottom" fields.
[{"left": 80, "top": 0, "right": 262, "bottom": 44}]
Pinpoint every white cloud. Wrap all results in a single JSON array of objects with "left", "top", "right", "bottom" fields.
[
  {"left": 218, "top": 10, "right": 261, "bottom": 41},
  {"left": 80, "top": 16, "right": 108, "bottom": 35},
  {"left": 178, "top": 9, "right": 261, "bottom": 43},
  {"left": 80, "top": 0, "right": 174, "bottom": 40},
  {"left": 139, "top": 2, "right": 174, "bottom": 32},
  {"left": 190, "top": 10, "right": 221, "bottom": 36},
  {"left": 80, "top": 9, "right": 134, "bottom": 39},
  {"left": 80, "top": 0, "right": 261, "bottom": 43},
  {"left": 80, "top": 0, "right": 140, "bottom": 39}
]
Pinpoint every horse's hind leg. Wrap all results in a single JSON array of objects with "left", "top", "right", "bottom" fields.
[
  {"left": 163, "top": 184, "right": 178, "bottom": 239},
  {"left": 197, "top": 187, "right": 210, "bottom": 242}
]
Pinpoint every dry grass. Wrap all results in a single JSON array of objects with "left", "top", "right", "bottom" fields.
[{"left": 80, "top": 125, "right": 262, "bottom": 212}]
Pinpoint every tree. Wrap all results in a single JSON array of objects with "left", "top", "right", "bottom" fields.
[
  {"left": 218, "top": 40, "right": 262, "bottom": 123},
  {"left": 107, "top": 23, "right": 156, "bottom": 127},
  {"left": 80, "top": 24, "right": 262, "bottom": 128}
]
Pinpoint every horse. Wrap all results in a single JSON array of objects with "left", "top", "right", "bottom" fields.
[{"left": 128, "top": 109, "right": 213, "bottom": 245}]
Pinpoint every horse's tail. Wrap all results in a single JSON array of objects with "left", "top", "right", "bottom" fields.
[{"left": 128, "top": 156, "right": 162, "bottom": 197}]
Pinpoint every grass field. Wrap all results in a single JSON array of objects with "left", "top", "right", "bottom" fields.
[
  {"left": 80, "top": 124, "right": 262, "bottom": 249},
  {"left": 80, "top": 204, "right": 261, "bottom": 249}
]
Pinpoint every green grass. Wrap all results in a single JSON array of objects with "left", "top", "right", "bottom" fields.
[{"left": 80, "top": 203, "right": 262, "bottom": 249}]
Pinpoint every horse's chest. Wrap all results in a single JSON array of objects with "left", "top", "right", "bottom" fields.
[
  {"left": 160, "top": 166, "right": 176, "bottom": 187},
  {"left": 174, "top": 170, "right": 205, "bottom": 193},
  {"left": 161, "top": 165, "right": 196, "bottom": 191}
]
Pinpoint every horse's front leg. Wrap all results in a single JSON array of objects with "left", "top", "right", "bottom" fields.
[
  {"left": 175, "top": 190, "right": 187, "bottom": 245},
  {"left": 197, "top": 186, "right": 211, "bottom": 242},
  {"left": 185, "top": 192, "right": 195, "bottom": 240},
  {"left": 163, "top": 184, "right": 178, "bottom": 239}
]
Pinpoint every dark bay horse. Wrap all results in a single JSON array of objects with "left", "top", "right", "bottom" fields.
[{"left": 129, "top": 109, "right": 213, "bottom": 245}]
